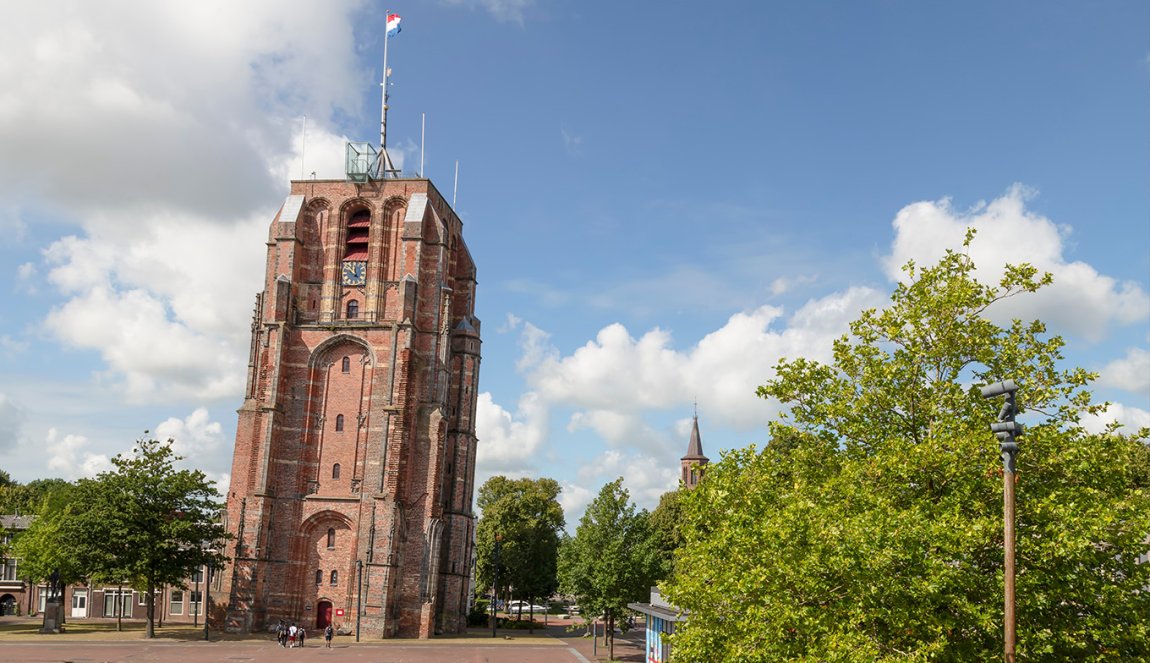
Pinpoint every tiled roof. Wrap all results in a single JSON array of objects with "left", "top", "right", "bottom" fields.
[
  {"left": 681, "top": 415, "right": 708, "bottom": 461},
  {"left": 0, "top": 515, "right": 35, "bottom": 530}
]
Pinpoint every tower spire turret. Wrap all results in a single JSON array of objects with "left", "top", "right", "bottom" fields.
[{"left": 681, "top": 413, "right": 709, "bottom": 489}]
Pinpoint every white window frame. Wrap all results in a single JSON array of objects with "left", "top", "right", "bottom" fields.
[
  {"left": 169, "top": 590, "right": 184, "bottom": 616},
  {"left": 102, "top": 590, "right": 133, "bottom": 618},
  {"left": 1, "top": 557, "right": 17, "bottom": 582}
]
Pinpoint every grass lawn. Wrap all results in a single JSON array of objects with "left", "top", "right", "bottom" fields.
[{"left": 0, "top": 618, "right": 267, "bottom": 642}]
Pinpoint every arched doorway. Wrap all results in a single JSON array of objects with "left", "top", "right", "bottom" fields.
[
  {"left": 316, "top": 600, "right": 333, "bottom": 630},
  {"left": 0, "top": 594, "right": 15, "bottom": 616}
]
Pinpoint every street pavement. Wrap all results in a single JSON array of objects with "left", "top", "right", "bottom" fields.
[{"left": 0, "top": 620, "right": 646, "bottom": 663}]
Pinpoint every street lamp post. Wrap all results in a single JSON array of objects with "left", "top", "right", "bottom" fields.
[
  {"left": 981, "top": 379, "right": 1023, "bottom": 663},
  {"left": 193, "top": 567, "right": 200, "bottom": 628},
  {"left": 491, "top": 534, "right": 502, "bottom": 638},
  {"left": 355, "top": 560, "right": 363, "bottom": 643},
  {"left": 202, "top": 563, "right": 212, "bottom": 642}
]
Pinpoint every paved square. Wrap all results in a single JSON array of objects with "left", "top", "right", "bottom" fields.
[{"left": 0, "top": 620, "right": 646, "bottom": 663}]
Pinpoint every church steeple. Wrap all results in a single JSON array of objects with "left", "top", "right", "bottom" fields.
[{"left": 680, "top": 414, "right": 709, "bottom": 489}]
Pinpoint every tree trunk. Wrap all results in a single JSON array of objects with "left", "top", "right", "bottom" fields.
[
  {"left": 116, "top": 584, "right": 123, "bottom": 632},
  {"left": 607, "top": 611, "right": 615, "bottom": 661},
  {"left": 145, "top": 579, "right": 155, "bottom": 638}
]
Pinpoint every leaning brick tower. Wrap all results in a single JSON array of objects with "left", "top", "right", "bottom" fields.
[{"left": 219, "top": 170, "right": 482, "bottom": 638}]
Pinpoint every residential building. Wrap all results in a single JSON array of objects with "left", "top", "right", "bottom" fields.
[{"left": 1, "top": 515, "right": 221, "bottom": 624}]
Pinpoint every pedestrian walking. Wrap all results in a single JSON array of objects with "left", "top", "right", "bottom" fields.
[
  {"left": 324, "top": 623, "right": 334, "bottom": 648},
  {"left": 288, "top": 623, "right": 297, "bottom": 648},
  {"left": 277, "top": 620, "right": 287, "bottom": 647},
  {"left": 298, "top": 626, "right": 306, "bottom": 648}
]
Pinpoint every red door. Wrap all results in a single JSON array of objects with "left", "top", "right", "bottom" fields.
[{"left": 316, "top": 601, "right": 333, "bottom": 629}]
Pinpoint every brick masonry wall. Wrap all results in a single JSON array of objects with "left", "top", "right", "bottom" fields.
[{"left": 221, "top": 178, "right": 480, "bottom": 638}]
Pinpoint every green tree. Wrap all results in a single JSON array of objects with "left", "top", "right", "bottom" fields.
[
  {"left": 0, "top": 474, "right": 71, "bottom": 516},
  {"left": 648, "top": 489, "right": 686, "bottom": 581},
  {"left": 474, "top": 476, "right": 565, "bottom": 628},
  {"left": 12, "top": 481, "right": 85, "bottom": 614},
  {"left": 560, "top": 478, "right": 659, "bottom": 661},
  {"left": 33, "top": 437, "right": 229, "bottom": 637},
  {"left": 664, "top": 238, "right": 1150, "bottom": 662}
]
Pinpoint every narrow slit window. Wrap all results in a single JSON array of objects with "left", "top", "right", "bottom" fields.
[
  {"left": 327, "top": 528, "right": 335, "bottom": 549},
  {"left": 330, "top": 570, "right": 339, "bottom": 586},
  {"left": 332, "top": 463, "right": 341, "bottom": 480},
  {"left": 341, "top": 356, "right": 350, "bottom": 373},
  {"left": 335, "top": 414, "right": 344, "bottom": 432},
  {"left": 315, "top": 570, "right": 322, "bottom": 585}
]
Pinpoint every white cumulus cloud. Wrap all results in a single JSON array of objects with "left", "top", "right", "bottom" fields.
[
  {"left": 475, "top": 391, "right": 549, "bottom": 472},
  {"left": 558, "top": 481, "right": 593, "bottom": 529},
  {"left": 45, "top": 428, "right": 111, "bottom": 479},
  {"left": 1080, "top": 403, "right": 1150, "bottom": 435},
  {"left": 523, "top": 286, "right": 883, "bottom": 431},
  {"left": 1097, "top": 347, "right": 1150, "bottom": 394},
  {"left": 883, "top": 185, "right": 1149, "bottom": 341},
  {"left": 155, "top": 408, "right": 225, "bottom": 459},
  {"left": 1, "top": 1, "right": 372, "bottom": 405},
  {"left": 0, "top": 1, "right": 367, "bottom": 218}
]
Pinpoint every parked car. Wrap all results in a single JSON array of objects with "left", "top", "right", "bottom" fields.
[{"left": 506, "top": 601, "right": 549, "bottom": 615}]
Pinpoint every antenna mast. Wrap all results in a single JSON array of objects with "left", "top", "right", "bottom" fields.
[{"left": 300, "top": 115, "right": 307, "bottom": 180}]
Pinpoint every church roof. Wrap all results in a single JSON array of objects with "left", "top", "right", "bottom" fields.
[{"left": 681, "top": 415, "right": 708, "bottom": 462}]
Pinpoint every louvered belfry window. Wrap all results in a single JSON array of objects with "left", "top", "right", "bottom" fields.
[{"left": 344, "top": 210, "right": 370, "bottom": 260}]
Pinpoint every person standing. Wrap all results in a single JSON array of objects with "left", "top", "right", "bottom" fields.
[{"left": 324, "top": 623, "right": 334, "bottom": 648}]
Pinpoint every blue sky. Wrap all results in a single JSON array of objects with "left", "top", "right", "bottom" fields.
[{"left": 1, "top": 1, "right": 1147, "bottom": 523}]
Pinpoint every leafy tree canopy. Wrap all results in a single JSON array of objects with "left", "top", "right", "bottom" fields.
[
  {"left": 0, "top": 475, "right": 72, "bottom": 516},
  {"left": 648, "top": 488, "right": 686, "bottom": 581},
  {"left": 560, "top": 478, "right": 660, "bottom": 660},
  {"left": 11, "top": 481, "right": 83, "bottom": 587},
  {"left": 664, "top": 236, "right": 1150, "bottom": 662},
  {"left": 18, "top": 436, "right": 229, "bottom": 638},
  {"left": 474, "top": 476, "right": 565, "bottom": 614}
]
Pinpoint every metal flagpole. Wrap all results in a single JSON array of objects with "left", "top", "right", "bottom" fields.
[
  {"left": 378, "top": 12, "right": 393, "bottom": 178},
  {"left": 380, "top": 12, "right": 389, "bottom": 153}
]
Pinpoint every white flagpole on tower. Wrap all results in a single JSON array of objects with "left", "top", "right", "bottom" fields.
[{"left": 378, "top": 11, "right": 394, "bottom": 178}]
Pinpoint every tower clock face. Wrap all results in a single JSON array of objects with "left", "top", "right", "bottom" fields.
[{"left": 342, "top": 261, "right": 367, "bottom": 286}]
